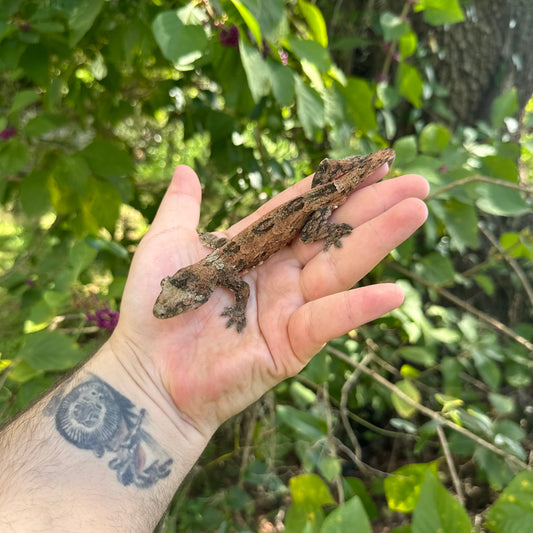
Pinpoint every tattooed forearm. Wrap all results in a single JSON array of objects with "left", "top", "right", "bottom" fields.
[{"left": 44, "top": 376, "right": 173, "bottom": 489}]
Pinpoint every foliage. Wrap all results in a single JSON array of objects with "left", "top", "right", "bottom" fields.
[{"left": 1, "top": 0, "right": 532, "bottom": 531}]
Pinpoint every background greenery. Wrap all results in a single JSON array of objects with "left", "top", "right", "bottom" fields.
[{"left": 1, "top": 0, "right": 532, "bottom": 531}]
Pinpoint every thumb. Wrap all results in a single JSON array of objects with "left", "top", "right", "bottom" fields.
[{"left": 149, "top": 165, "right": 202, "bottom": 233}]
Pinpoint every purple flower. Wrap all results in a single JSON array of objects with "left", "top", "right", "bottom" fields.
[
  {"left": 219, "top": 25, "right": 239, "bottom": 48},
  {"left": 86, "top": 307, "right": 119, "bottom": 333},
  {"left": 0, "top": 126, "right": 17, "bottom": 140},
  {"left": 278, "top": 49, "right": 288, "bottom": 66}
]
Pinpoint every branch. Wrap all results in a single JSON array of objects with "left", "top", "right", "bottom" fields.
[
  {"left": 478, "top": 224, "right": 533, "bottom": 308},
  {"left": 328, "top": 346, "right": 529, "bottom": 472},
  {"left": 427, "top": 174, "right": 533, "bottom": 201},
  {"left": 436, "top": 424, "right": 465, "bottom": 505}
]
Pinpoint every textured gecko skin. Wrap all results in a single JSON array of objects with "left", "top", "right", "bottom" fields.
[{"left": 153, "top": 148, "right": 396, "bottom": 331}]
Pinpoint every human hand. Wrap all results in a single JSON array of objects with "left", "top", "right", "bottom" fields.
[{"left": 112, "top": 161, "right": 429, "bottom": 436}]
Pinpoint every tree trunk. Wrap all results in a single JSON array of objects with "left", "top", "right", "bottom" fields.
[{"left": 320, "top": 0, "right": 533, "bottom": 125}]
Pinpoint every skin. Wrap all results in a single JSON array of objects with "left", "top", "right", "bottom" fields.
[{"left": 0, "top": 161, "right": 429, "bottom": 531}]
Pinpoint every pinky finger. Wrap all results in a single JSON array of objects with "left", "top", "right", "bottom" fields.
[{"left": 287, "top": 283, "right": 404, "bottom": 366}]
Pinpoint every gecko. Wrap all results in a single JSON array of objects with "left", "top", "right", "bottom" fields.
[{"left": 153, "top": 148, "right": 396, "bottom": 331}]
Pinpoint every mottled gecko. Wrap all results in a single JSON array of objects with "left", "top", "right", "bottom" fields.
[{"left": 153, "top": 148, "right": 396, "bottom": 331}]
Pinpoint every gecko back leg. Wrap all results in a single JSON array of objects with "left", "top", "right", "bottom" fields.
[{"left": 300, "top": 207, "right": 353, "bottom": 250}]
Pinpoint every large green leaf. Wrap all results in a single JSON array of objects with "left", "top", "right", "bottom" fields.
[
  {"left": 339, "top": 77, "right": 377, "bottom": 132},
  {"left": 268, "top": 57, "right": 295, "bottom": 107},
  {"left": 19, "top": 330, "right": 84, "bottom": 371},
  {"left": 414, "top": 0, "right": 464, "bottom": 26},
  {"left": 276, "top": 404, "right": 327, "bottom": 441},
  {"left": 299, "top": 0, "right": 328, "bottom": 47},
  {"left": 0, "top": 138, "right": 29, "bottom": 176},
  {"left": 384, "top": 461, "right": 439, "bottom": 513},
  {"left": 397, "top": 62, "right": 423, "bottom": 107},
  {"left": 290, "top": 474, "right": 335, "bottom": 510},
  {"left": 320, "top": 496, "right": 371, "bottom": 533},
  {"left": 380, "top": 12, "right": 410, "bottom": 42},
  {"left": 486, "top": 471, "right": 533, "bottom": 532},
  {"left": 239, "top": 34, "right": 271, "bottom": 102},
  {"left": 295, "top": 75, "right": 325, "bottom": 139},
  {"left": 231, "top": 0, "right": 262, "bottom": 47},
  {"left": 152, "top": 10, "right": 209, "bottom": 69},
  {"left": 412, "top": 471, "right": 471, "bottom": 533},
  {"left": 58, "top": 0, "right": 105, "bottom": 46},
  {"left": 491, "top": 88, "right": 518, "bottom": 128},
  {"left": 430, "top": 198, "right": 480, "bottom": 252}
]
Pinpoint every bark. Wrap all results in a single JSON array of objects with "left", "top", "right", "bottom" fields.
[{"left": 320, "top": 0, "right": 533, "bottom": 126}]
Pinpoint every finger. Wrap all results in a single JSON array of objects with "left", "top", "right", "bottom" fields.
[
  {"left": 292, "top": 174, "right": 429, "bottom": 262},
  {"left": 300, "top": 197, "right": 428, "bottom": 300},
  {"left": 226, "top": 161, "right": 391, "bottom": 238},
  {"left": 288, "top": 283, "right": 404, "bottom": 365},
  {"left": 149, "top": 165, "right": 202, "bottom": 234}
]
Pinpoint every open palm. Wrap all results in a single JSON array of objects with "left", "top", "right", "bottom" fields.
[{"left": 112, "top": 163, "right": 428, "bottom": 436}]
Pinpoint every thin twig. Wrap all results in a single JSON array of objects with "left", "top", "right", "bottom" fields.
[
  {"left": 339, "top": 352, "right": 375, "bottom": 477},
  {"left": 436, "top": 424, "right": 465, "bottom": 505},
  {"left": 390, "top": 262, "right": 533, "bottom": 354},
  {"left": 328, "top": 346, "right": 528, "bottom": 471},
  {"left": 427, "top": 174, "right": 533, "bottom": 201},
  {"left": 478, "top": 224, "right": 533, "bottom": 308}
]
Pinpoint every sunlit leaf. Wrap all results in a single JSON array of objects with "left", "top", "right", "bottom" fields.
[{"left": 412, "top": 471, "right": 471, "bottom": 532}]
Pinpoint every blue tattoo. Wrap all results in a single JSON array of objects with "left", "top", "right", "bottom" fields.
[{"left": 45, "top": 376, "right": 173, "bottom": 489}]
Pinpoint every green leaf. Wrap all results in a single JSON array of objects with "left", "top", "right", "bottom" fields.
[
  {"left": 295, "top": 75, "right": 325, "bottom": 140},
  {"left": 430, "top": 198, "right": 480, "bottom": 252},
  {"left": 491, "top": 88, "right": 518, "bottom": 128},
  {"left": 287, "top": 36, "right": 332, "bottom": 73},
  {"left": 339, "top": 77, "right": 377, "bottom": 132},
  {"left": 342, "top": 478, "right": 378, "bottom": 520},
  {"left": 415, "top": 252, "right": 455, "bottom": 285},
  {"left": 391, "top": 379, "right": 420, "bottom": 418},
  {"left": 472, "top": 350, "right": 501, "bottom": 390},
  {"left": 69, "top": 239, "right": 98, "bottom": 278},
  {"left": 486, "top": 471, "right": 533, "bottom": 533},
  {"left": 19, "top": 330, "right": 85, "bottom": 371},
  {"left": 397, "top": 62, "right": 423, "bottom": 107},
  {"left": 321, "top": 496, "right": 371, "bottom": 533},
  {"left": 476, "top": 183, "right": 530, "bottom": 216},
  {"left": 384, "top": 462, "right": 439, "bottom": 513},
  {"left": 80, "top": 139, "right": 134, "bottom": 179},
  {"left": 419, "top": 123, "right": 451, "bottom": 155},
  {"left": 412, "top": 471, "right": 471, "bottom": 533},
  {"left": 276, "top": 404, "right": 327, "bottom": 441},
  {"left": 9, "top": 89, "right": 40, "bottom": 114},
  {"left": 231, "top": 0, "right": 262, "bottom": 47},
  {"left": 398, "top": 346, "right": 436, "bottom": 367},
  {"left": 268, "top": 58, "right": 295, "bottom": 107},
  {"left": 24, "top": 113, "right": 69, "bottom": 137},
  {"left": 474, "top": 448, "right": 514, "bottom": 490},
  {"left": 19, "top": 170, "right": 51, "bottom": 216},
  {"left": 239, "top": 34, "right": 271, "bottom": 102},
  {"left": 299, "top": 0, "right": 328, "bottom": 47},
  {"left": 0, "top": 138, "right": 29, "bottom": 176},
  {"left": 319, "top": 456, "right": 341, "bottom": 482},
  {"left": 61, "top": 0, "right": 105, "bottom": 46},
  {"left": 290, "top": 474, "right": 335, "bottom": 511},
  {"left": 414, "top": 0, "right": 464, "bottom": 26},
  {"left": 398, "top": 30, "right": 418, "bottom": 59},
  {"left": 152, "top": 10, "right": 209, "bottom": 69},
  {"left": 380, "top": 12, "right": 410, "bottom": 42}
]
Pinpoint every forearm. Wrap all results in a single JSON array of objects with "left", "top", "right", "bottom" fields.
[{"left": 0, "top": 342, "right": 210, "bottom": 532}]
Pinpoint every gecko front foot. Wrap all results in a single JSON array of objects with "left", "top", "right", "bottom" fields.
[
  {"left": 323, "top": 223, "right": 353, "bottom": 250},
  {"left": 221, "top": 305, "right": 247, "bottom": 332}
]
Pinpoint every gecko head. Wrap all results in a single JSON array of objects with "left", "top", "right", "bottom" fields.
[{"left": 153, "top": 270, "right": 214, "bottom": 319}]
